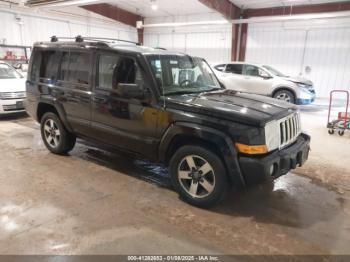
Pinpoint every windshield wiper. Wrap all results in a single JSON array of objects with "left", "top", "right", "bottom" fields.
[
  {"left": 205, "top": 87, "right": 222, "bottom": 92},
  {"left": 164, "top": 90, "right": 203, "bottom": 96}
]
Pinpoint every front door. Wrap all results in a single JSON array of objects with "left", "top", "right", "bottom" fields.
[
  {"left": 91, "top": 52, "right": 159, "bottom": 156},
  {"left": 242, "top": 64, "right": 273, "bottom": 96}
]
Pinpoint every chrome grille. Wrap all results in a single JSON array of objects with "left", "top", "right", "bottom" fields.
[
  {"left": 0, "top": 92, "right": 26, "bottom": 99},
  {"left": 279, "top": 113, "right": 301, "bottom": 148}
]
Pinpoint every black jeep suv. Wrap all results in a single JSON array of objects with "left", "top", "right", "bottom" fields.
[{"left": 25, "top": 36, "right": 310, "bottom": 207}]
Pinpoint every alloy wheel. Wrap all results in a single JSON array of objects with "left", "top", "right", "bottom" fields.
[
  {"left": 276, "top": 92, "right": 291, "bottom": 103},
  {"left": 177, "top": 155, "right": 216, "bottom": 198},
  {"left": 43, "top": 119, "right": 61, "bottom": 148}
]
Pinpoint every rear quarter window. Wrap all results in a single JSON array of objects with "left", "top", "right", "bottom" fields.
[
  {"left": 29, "top": 50, "right": 60, "bottom": 81},
  {"left": 214, "top": 64, "right": 226, "bottom": 72}
]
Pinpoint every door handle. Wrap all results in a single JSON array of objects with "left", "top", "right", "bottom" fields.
[{"left": 93, "top": 96, "right": 106, "bottom": 102}]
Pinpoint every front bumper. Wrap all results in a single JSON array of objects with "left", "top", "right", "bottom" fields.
[
  {"left": 0, "top": 98, "right": 26, "bottom": 114},
  {"left": 296, "top": 97, "right": 315, "bottom": 105},
  {"left": 239, "top": 133, "right": 310, "bottom": 185},
  {"left": 296, "top": 89, "right": 316, "bottom": 105}
]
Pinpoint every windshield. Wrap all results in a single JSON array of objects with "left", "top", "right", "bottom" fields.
[
  {"left": 263, "top": 65, "right": 287, "bottom": 77},
  {"left": 0, "top": 63, "right": 23, "bottom": 79},
  {"left": 147, "top": 55, "right": 221, "bottom": 96}
]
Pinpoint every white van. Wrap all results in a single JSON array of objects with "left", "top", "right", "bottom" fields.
[{"left": 0, "top": 62, "right": 26, "bottom": 115}]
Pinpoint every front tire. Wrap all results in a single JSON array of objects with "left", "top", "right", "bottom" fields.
[
  {"left": 40, "top": 112, "right": 76, "bottom": 155},
  {"left": 273, "top": 89, "right": 296, "bottom": 104},
  {"left": 169, "top": 145, "right": 228, "bottom": 208}
]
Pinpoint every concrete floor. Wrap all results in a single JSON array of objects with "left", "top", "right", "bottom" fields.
[{"left": 0, "top": 105, "right": 349, "bottom": 255}]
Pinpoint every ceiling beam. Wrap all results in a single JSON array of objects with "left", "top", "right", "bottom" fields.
[
  {"left": 244, "top": 1, "right": 350, "bottom": 18},
  {"left": 198, "top": 0, "right": 241, "bottom": 20},
  {"left": 81, "top": 3, "right": 144, "bottom": 44},
  {"left": 198, "top": 0, "right": 242, "bottom": 61},
  {"left": 81, "top": 3, "right": 142, "bottom": 28}
]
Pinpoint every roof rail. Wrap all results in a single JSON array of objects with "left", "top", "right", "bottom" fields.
[
  {"left": 154, "top": 47, "right": 167, "bottom": 50},
  {"left": 50, "top": 35, "right": 141, "bottom": 45}
]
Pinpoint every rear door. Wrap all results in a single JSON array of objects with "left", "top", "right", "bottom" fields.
[{"left": 56, "top": 50, "right": 93, "bottom": 135}]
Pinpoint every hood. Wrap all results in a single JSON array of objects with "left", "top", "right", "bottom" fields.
[
  {"left": 166, "top": 90, "right": 297, "bottom": 127},
  {"left": 282, "top": 76, "right": 313, "bottom": 86},
  {"left": 0, "top": 78, "right": 26, "bottom": 92}
]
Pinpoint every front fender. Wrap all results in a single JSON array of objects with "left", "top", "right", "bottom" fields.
[{"left": 159, "top": 122, "right": 246, "bottom": 188}]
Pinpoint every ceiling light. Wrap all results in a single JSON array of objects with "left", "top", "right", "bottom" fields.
[
  {"left": 150, "top": 0, "right": 158, "bottom": 11},
  {"left": 142, "top": 20, "right": 229, "bottom": 28}
]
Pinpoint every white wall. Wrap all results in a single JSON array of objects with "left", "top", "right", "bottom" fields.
[
  {"left": 245, "top": 18, "right": 350, "bottom": 98},
  {"left": 0, "top": 6, "right": 138, "bottom": 47},
  {"left": 144, "top": 14, "right": 232, "bottom": 63}
]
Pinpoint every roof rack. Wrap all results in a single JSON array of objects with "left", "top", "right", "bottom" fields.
[{"left": 50, "top": 35, "right": 141, "bottom": 46}]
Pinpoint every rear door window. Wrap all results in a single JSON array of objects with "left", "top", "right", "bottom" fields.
[
  {"left": 59, "top": 52, "right": 70, "bottom": 82},
  {"left": 68, "top": 52, "right": 91, "bottom": 85},
  {"left": 225, "top": 64, "right": 243, "bottom": 74},
  {"left": 59, "top": 51, "right": 91, "bottom": 85}
]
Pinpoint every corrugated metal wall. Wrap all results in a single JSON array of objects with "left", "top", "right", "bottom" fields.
[
  {"left": 0, "top": 9, "right": 137, "bottom": 46},
  {"left": 144, "top": 27, "right": 232, "bottom": 63},
  {"left": 144, "top": 14, "right": 232, "bottom": 63},
  {"left": 246, "top": 20, "right": 350, "bottom": 98}
]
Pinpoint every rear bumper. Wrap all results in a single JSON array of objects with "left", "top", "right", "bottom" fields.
[{"left": 238, "top": 133, "right": 310, "bottom": 185}]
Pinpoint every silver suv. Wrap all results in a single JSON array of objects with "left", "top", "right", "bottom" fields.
[{"left": 212, "top": 62, "right": 316, "bottom": 105}]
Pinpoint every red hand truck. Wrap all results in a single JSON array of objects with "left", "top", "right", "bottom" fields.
[{"left": 327, "top": 90, "right": 349, "bottom": 136}]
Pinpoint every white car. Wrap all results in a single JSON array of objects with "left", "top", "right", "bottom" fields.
[
  {"left": 0, "top": 62, "right": 26, "bottom": 115},
  {"left": 212, "top": 62, "right": 316, "bottom": 105}
]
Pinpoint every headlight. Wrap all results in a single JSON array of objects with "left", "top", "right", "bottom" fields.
[
  {"left": 235, "top": 120, "right": 280, "bottom": 154},
  {"left": 264, "top": 120, "right": 280, "bottom": 151},
  {"left": 297, "top": 83, "right": 308, "bottom": 89}
]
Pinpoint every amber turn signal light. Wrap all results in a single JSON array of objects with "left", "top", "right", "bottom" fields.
[{"left": 235, "top": 143, "right": 268, "bottom": 155}]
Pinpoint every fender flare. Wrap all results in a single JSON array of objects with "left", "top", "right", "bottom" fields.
[
  {"left": 159, "top": 122, "right": 246, "bottom": 188},
  {"left": 38, "top": 95, "right": 74, "bottom": 133}
]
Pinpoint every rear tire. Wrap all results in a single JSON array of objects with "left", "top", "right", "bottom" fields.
[
  {"left": 169, "top": 145, "right": 228, "bottom": 208},
  {"left": 273, "top": 89, "right": 296, "bottom": 104},
  {"left": 40, "top": 112, "right": 76, "bottom": 155}
]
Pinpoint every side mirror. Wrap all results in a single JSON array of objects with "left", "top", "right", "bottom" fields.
[
  {"left": 13, "top": 63, "right": 21, "bottom": 70},
  {"left": 260, "top": 71, "right": 272, "bottom": 79},
  {"left": 115, "top": 83, "right": 144, "bottom": 99}
]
